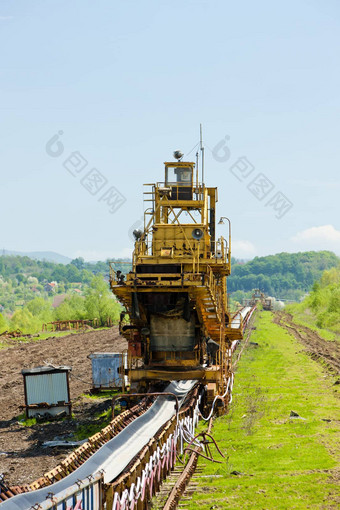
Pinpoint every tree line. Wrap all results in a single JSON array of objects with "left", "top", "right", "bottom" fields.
[
  {"left": 0, "top": 275, "right": 121, "bottom": 334},
  {"left": 1, "top": 250, "right": 338, "bottom": 335},
  {"left": 0, "top": 255, "right": 131, "bottom": 315},
  {"left": 299, "top": 265, "right": 340, "bottom": 332},
  {"left": 0, "top": 255, "right": 131, "bottom": 284},
  {"left": 228, "top": 251, "right": 339, "bottom": 300}
]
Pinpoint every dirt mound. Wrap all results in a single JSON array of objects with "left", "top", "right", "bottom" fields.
[
  {"left": 273, "top": 312, "right": 340, "bottom": 376},
  {"left": 0, "top": 327, "right": 127, "bottom": 486}
]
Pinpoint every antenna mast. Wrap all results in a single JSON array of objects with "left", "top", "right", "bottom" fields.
[
  {"left": 200, "top": 124, "right": 204, "bottom": 184},
  {"left": 195, "top": 149, "right": 199, "bottom": 192}
]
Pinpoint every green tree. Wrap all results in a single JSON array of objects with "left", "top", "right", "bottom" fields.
[
  {"left": 80, "top": 269, "right": 93, "bottom": 284},
  {"left": 58, "top": 282, "right": 66, "bottom": 293},
  {"left": 54, "top": 295, "right": 86, "bottom": 321},
  {"left": 71, "top": 257, "right": 85, "bottom": 270},
  {"left": 327, "top": 286, "right": 340, "bottom": 314},
  {"left": 10, "top": 308, "right": 41, "bottom": 334},
  {"left": 17, "top": 273, "right": 27, "bottom": 284},
  {"left": 0, "top": 313, "right": 7, "bottom": 334},
  {"left": 84, "top": 275, "right": 120, "bottom": 325},
  {"left": 26, "top": 297, "right": 53, "bottom": 323},
  {"left": 66, "top": 265, "right": 81, "bottom": 283}
]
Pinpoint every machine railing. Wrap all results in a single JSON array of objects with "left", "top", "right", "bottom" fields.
[
  {"left": 110, "top": 264, "right": 228, "bottom": 299},
  {"left": 33, "top": 471, "right": 104, "bottom": 510},
  {"left": 133, "top": 236, "right": 229, "bottom": 264},
  {"left": 206, "top": 266, "right": 223, "bottom": 323},
  {"left": 143, "top": 183, "right": 206, "bottom": 204},
  {"left": 109, "top": 263, "right": 116, "bottom": 283}
]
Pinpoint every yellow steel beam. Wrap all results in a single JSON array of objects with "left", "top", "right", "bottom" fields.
[{"left": 129, "top": 367, "right": 222, "bottom": 382}]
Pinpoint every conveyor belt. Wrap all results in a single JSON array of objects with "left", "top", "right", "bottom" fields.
[
  {"left": 231, "top": 306, "right": 252, "bottom": 328},
  {"left": 0, "top": 380, "right": 197, "bottom": 510}
]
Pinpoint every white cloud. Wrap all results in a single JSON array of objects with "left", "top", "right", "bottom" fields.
[
  {"left": 232, "top": 240, "right": 257, "bottom": 259},
  {"left": 291, "top": 225, "right": 340, "bottom": 254}
]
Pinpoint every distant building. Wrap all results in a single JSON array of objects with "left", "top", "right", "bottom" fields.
[{"left": 44, "top": 282, "right": 57, "bottom": 293}]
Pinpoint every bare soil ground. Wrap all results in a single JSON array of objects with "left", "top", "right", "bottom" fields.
[
  {"left": 273, "top": 312, "right": 340, "bottom": 376},
  {"left": 0, "top": 327, "right": 127, "bottom": 487}
]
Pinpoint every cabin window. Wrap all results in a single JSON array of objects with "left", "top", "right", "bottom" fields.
[{"left": 165, "top": 166, "right": 193, "bottom": 186}]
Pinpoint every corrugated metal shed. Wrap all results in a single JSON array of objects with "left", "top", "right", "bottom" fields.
[
  {"left": 88, "top": 352, "right": 128, "bottom": 389},
  {"left": 22, "top": 365, "right": 71, "bottom": 418}
]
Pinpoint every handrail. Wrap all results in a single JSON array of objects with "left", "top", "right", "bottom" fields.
[
  {"left": 109, "top": 264, "right": 122, "bottom": 285},
  {"left": 132, "top": 238, "right": 229, "bottom": 263}
]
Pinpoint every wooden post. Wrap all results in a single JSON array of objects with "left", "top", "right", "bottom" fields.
[{"left": 104, "top": 484, "right": 114, "bottom": 510}]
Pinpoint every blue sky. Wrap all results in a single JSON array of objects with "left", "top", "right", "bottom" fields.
[{"left": 1, "top": 0, "right": 339, "bottom": 260}]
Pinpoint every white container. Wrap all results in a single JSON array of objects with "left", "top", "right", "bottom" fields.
[{"left": 22, "top": 366, "right": 71, "bottom": 418}]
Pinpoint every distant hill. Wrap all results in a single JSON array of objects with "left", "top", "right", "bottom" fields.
[
  {"left": 229, "top": 251, "right": 339, "bottom": 301},
  {"left": 2, "top": 250, "right": 72, "bottom": 265}
]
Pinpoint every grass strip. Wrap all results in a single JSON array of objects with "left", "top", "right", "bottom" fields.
[
  {"left": 187, "top": 312, "right": 340, "bottom": 509},
  {"left": 285, "top": 302, "right": 338, "bottom": 342}
]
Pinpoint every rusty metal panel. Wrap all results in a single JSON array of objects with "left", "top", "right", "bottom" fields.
[
  {"left": 128, "top": 338, "right": 142, "bottom": 357},
  {"left": 150, "top": 315, "right": 195, "bottom": 352},
  {"left": 88, "top": 352, "right": 127, "bottom": 389}
]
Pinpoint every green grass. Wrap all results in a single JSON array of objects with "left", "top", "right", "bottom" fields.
[
  {"left": 74, "top": 408, "right": 112, "bottom": 440},
  {"left": 285, "top": 302, "right": 338, "bottom": 342},
  {"left": 82, "top": 389, "right": 120, "bottom": 399},
  {"left": 0, "top": 330, "right": 73, "bottom": 349},
  {"left": 0, "top": 327, "right": 112, "bottom": 350},
  {"left": 16, "top": 414, "right": 38, "bottom": 427},
  {"left": 16, "top": 412, "right": 72, "bottom": 426},
  {"left": 188, "top": 312, "right": 340, "bottom": 509}
]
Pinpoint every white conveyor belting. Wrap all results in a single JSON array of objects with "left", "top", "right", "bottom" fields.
[
  {"left": 230, "top": 306, "right": 251, "bottom": 328},
  {"left": 0, "top": 380, "right": 197, "bottom": 510}
]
